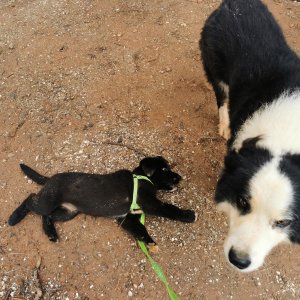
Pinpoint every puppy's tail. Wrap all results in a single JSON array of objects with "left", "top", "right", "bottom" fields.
[
  {"left": 8, "top": 194, "right": 33, "bottom": 226},
  {"left": 20, "top": 163, "right": 49, "bottom": 185}
]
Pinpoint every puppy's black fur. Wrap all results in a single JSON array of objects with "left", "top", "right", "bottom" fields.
[
  {"left": 200, "top": 0, "right": 300, "bottom": 142},
  {"left": 8, "top": 157, "right": 196, "bottom": 249}
]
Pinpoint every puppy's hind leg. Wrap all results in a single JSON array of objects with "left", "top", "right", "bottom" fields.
[
  {"left": 41, "top": 207, "right": 79, "bottom": 242},
  {"left": 42, "top": 216, "right": 59, "bottom": 242},
  {"left": 49, "top": 207, "right": 79, "bottom": 222},
  {"left": 118, "top": 214, "right": 158, "bottom": 253},
  {"left": 8, "top": 193, "right": 35, "bottom": 226}
]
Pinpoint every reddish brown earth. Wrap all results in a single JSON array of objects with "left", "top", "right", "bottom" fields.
[{"left": 0, "top": 0, "right": 300, "bottom": 299}]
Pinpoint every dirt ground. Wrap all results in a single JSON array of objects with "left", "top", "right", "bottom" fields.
[{"left": 0, "top": 0, "right": 300, "bottom": 299}]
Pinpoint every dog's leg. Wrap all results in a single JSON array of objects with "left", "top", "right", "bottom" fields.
[
  {"left": 217, "top": 82, "right": 231, "bottom": 140},
  {"left": 202, "top": 57, "right": 231, "bottom": 140},
  {"left": 143, "top": 199, "right": 196, "bottom": 223},
  {"left": 49, "top": 207, "right": 79, "bottom": 222},
  {"left": 42, "top": 215, "right": 59, "bottom": 242},
  {"left": 118, "top": 214, "right": 158, "bottom": 253},
  {"left": 8, "top": 193, "right": 35, "bottom": 226}
]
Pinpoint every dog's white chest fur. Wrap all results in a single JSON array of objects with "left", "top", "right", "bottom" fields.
[{"left": 233, "top": 91, "right": 300, "bottom": 155}]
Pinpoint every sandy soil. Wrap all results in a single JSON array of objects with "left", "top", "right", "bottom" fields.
[{"left": 0, "top": 0, "right": 300, "bottom": 299}]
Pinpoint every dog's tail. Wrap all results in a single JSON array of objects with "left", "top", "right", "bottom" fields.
[{"left": 20, "top": 163, "right": 49, "bottom": 185}]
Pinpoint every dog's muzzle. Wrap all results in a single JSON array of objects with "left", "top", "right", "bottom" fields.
[{"left": 228, "top": 247, "right": 251, "bottom": 270}]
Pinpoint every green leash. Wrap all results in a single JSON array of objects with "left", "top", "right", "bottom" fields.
[{"left": 131, "top": 175, "right": 180, "bottom": 300}]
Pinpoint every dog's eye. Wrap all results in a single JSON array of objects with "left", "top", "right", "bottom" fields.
[
  {"left": 273, "top": 219, "right": 292, "bottom": 229},
  {"left": 237, "top": 198, "right": 249, "bottom": 210},
  {"left": 162, "top": 168, "right": 168, "bottom": 172}
]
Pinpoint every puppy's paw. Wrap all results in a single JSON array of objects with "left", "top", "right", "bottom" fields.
[
  {"left": 180, "top": 209, "right": 197, "bottom": 223},
  {"left": 148, "top": 243, "right": 159, "bottom": 254},
  {"left": 48, "top": 234, "right": 59, "bottom": 243}
]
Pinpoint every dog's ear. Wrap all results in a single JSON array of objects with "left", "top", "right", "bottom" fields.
[
  {"left": 240, "top": 136, "right": 262, "bottom": 154},
  {"left": 140, "top": 158, "right": 156, "bottom": 177},
  {"left": 281, "top": 154, "right": 300, "bottom": 171},
  {"left": 226, "top": 136, "right": 262, "bottom": 167}
]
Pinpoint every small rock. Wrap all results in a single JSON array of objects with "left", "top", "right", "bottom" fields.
[
  {"left": 0, "top": 181, "right": 6, "bottom": 189},
  {"left": 83, "top": 123, "right": 94, "bottom": 130}
]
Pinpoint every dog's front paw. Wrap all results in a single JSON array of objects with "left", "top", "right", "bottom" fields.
[
  {"left": 219, "top": 123, "right": 231, "bottom": 140},
  {"left": 180, "top": 210, "right": 197, "bottom": 223},
  {"left": 218, "top": 104, "right": 231, "bottom": 140}
]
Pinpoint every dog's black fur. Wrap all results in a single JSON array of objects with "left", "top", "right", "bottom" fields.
[
  {"left": 200, "top": 0, "right": 300, "bottom": 271},
  {"left": 215, "top": 138, "right": 273, "bottom": 214},
  {"left": 8, "top": 157, "right": 196, "bottom": 250},
  {"left": 279, "top": 153, "right": 300, "bottom": 243},
  {"left": 200, "top": 0, "right": 300, "bottom": 142},
  {"left": 200, "top": 0, "right": 300, "bottom": 240}
]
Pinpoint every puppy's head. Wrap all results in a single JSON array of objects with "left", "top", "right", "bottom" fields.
[
  {"left": 216, "top": 137, "right": 297, "bottom": 272},
  {"left": 138, "top": 156, "right": 181, "bottom": 190}
]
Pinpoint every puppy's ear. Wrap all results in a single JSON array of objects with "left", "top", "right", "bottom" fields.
[
  {"left": 140, "top": 158, "right": 156, "bottom": 177},
  {"left": 156, "top": 156, "right": 167, "bottom": 163}
]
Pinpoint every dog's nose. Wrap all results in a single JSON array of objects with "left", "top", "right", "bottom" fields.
[
  {"left": 173, "top": 174, "right": 182, "bottom": 184},
  {"left": 228, "top": 247, "right": 251, "bottom": 270}
]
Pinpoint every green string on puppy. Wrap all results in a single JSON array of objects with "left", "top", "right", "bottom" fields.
[
  {"left": 138, "top": 213, "right": 180, "bottom": 300},
  {"left": 131, "top": 175, "right": 180, "bottom": 300}
]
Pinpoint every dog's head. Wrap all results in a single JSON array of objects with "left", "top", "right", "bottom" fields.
[
  {"left": 137, "top": 156, "right": 182, "bottom": 191},
  {"left": 216, "top": 137, "right": 300, "bottom": 272}
]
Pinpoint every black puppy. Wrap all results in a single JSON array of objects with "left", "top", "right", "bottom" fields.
[{"left": 8, "top": 156, "right": 196, "bottom": 252}]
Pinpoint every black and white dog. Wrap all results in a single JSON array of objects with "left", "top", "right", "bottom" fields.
[
  {"left": 8, "top": 157, "right": 196, "bottom": 253},
  {"left": 200, "top": 0, "right": 300, "bottom": 272}
]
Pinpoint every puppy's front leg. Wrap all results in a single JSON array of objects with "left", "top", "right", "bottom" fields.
[
  {"left": 118, "top": 214, "right": 158, "bottom": 253},
  {"left": 143, "top": 199, "right": 196, "bottom": 223}
]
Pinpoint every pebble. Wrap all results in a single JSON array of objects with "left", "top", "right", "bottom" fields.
[{"left": 0, "top": 181, "right": 7, "bottom": 188}]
